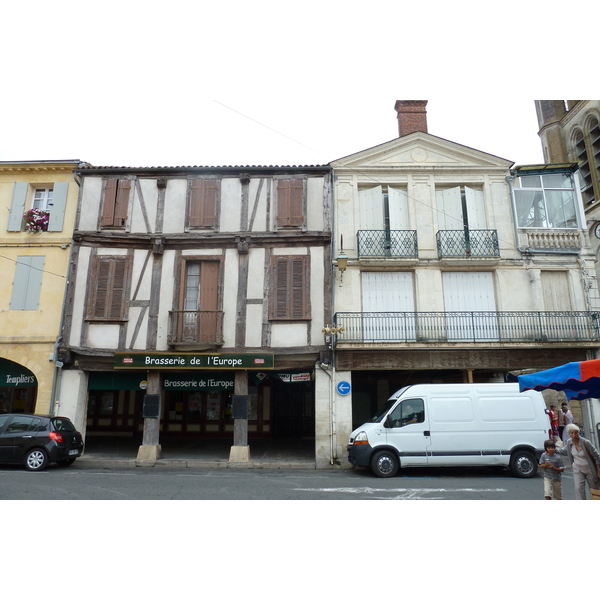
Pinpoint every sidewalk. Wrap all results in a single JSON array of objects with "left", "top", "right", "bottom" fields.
[{"left": 74, "top": 435, "right": 317, "bottom": 470}]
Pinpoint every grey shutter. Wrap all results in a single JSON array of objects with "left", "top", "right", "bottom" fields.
[
  {"left": 8, "top": 182, "right": 28, "bottom": 231},
  {"left": 48, "top": 182, "right": 68, "bottom": 231},
  {"left": 10, "top": 256, "right": 45, "bottom": 310}
]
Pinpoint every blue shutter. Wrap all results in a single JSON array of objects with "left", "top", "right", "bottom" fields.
[
  {"left": 10, "top": 256, "right": 45, "bottom": 310},
  {"left": 48, "top": 182, "right": 68, "bottom": 231},
  {"left": 8, "top": 182, "right": 28, "bottom": 231}
]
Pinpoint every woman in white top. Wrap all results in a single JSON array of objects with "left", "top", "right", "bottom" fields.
[{"left": 557, "top": 424, "right": 600, "bottom": 500}]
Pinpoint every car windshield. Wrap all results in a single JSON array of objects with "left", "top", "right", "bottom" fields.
[
  {"left": 51, "top": 418, "right": 76, "bottom": 432},
  {"left": 367, "top": 399, "right": 397, "bottom": 423}
]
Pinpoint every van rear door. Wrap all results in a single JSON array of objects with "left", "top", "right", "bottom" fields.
[{"left": 385, "top": 397, "right": 430, "bottom": 466}]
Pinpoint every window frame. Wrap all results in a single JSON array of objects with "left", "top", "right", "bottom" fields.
[{"left": 269, "top": 255, "right": 311, "bottom": 321}]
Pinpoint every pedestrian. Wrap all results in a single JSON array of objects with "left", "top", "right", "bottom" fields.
[
  {"left": 539, "top": 439, "right": 564, "bottom": 500},
  {"left": 559, "top": 402, "right": 573, "bottom": 444},
  {"left": 548, "top": 404, "right": 559, "bottom": 442},
  {"left": 557, "top": 423, "right": 600, "bottom": 500}
]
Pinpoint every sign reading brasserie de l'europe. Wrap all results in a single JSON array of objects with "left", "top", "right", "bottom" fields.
[{"left": 114, "top": 352, "right": 274, "bottom": 370}]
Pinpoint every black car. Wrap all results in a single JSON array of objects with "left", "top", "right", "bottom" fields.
[{"left": 0, "top": 414, "right": 84, "bottom": 471}]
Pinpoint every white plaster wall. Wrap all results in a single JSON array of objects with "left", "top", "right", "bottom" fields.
[
  {"left": 247, "top": 248, "right": 266, "bottom": 298},
  {"left": 334, "top": 369, "right": 353, "bottom": 468},
  {"left": 163, "top": 179, "right": 187, "bottom": 233},
  {"left": 245, "top": 304, "right": 263, "bottom": 347},
  {"left": 79, "top": 177, "right": 102, "bottom": 230},
  {"left": 69, "top": 245, "right": 91, "bottom": 345},
  {"left": 220, "top": 178, "right": 242, "bottom": 233},
  {"left": 309, "top": 246, "right": 325, "bottom": 341},
  {"left": 88, "top": 324, "right": 120, "bottom": 348},
  {"left": 271, "top": 323, "right": 306, "bottom": 347},
  {"left": 126, "top": 306, "right": 148, "bottom": 349},
  {"left": 57, "top": 369, "right": 89, "bottom": 436},
  {"left": 306, "top": 177, "right": 324, "bottom": 231},
  {"left": 222, "top": 248, "right": 239, "bottom": 347},
  {"left": 131, "top": 180, "right": 158, "bottom": 232},
  {"left": 414, "top": 269, "right": 444, "bottom": 311}
]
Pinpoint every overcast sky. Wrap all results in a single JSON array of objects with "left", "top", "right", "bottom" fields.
[{"left": 2, "top": 1, "right": 593, "bottom": 171}]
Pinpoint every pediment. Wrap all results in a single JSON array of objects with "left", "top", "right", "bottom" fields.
[{"left": 330, "top": 132, "right": 514, "bottom": 170}]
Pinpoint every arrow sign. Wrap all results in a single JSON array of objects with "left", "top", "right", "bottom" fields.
[{"left": 337, "top": 381, "right": 351, "bottom": 396}]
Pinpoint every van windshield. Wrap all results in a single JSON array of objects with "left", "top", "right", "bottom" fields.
[{"left": 367, "top": 400, "right": 397, "bottom": 423}]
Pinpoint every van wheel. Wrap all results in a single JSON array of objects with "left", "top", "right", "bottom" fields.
[
  {"left": 370, "top": 450, "right": 399, "bottom": 478},
  {"left": 509, "top": 450, "right": 537, "bottom": 478}
]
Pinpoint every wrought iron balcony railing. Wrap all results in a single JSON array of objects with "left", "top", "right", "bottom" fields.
[
  {"left": 357, "top": 230, "right": 418, "bottom": 258},
  {"left": 334, "top": 311, "right": 600, "bottom": 343},
  {"left": 168, "top": 310, "right": 224, "bottom": 345},
  {"left": 437, "top": 229, "right": 500, "bottom": 258}
]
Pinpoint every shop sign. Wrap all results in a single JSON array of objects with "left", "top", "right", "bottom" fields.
[
  {"left": 163, "top": 374, "right": 234, "bottom": 391},
  {"left": 114, "top": 352, "right": 274, "bottom": 370},
  {"left": 0, "top": 359, "right": 37, "bottom": 388}
]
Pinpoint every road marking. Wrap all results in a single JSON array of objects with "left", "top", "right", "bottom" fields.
[{"left": 295, "top": 486, "right": 507, "bottom": 499}]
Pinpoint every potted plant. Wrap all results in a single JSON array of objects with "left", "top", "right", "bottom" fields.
[{"left": 23, "top": 208, "right": 50, "bottom": 233}]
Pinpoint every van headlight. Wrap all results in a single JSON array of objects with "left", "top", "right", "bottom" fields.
[{"left": 351, "top": 431, "right": 369, "bottom": 445}]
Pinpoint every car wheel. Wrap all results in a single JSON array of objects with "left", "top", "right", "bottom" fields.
[
  {"left": 370, "top": 450, "right": 399, "bottom": 478},
  {"left": 24, "top": 448, "right": 49, "bottom": 471},
  {"left": 57, "top": 458, "right": 76, "bottom": 467},
  {"left": 509, "top": 450, "right": 537, "bottom": 478}
]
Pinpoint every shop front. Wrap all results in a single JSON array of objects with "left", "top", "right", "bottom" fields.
[{"left": 0, "top": 358, "right": 37, "bottom": 414}]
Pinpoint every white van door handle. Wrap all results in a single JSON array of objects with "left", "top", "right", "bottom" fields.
[{"left": 423, "top": 431, "right": 430, "bottom": 437}]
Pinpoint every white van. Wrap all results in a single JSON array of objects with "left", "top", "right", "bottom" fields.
[{"left": 347, "top": 383, "right": 549, "bottom": 478}]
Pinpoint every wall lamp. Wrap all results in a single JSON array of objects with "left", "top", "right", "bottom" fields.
[{"left": 336, "top": 250, "right": 348, "bottom": 272}]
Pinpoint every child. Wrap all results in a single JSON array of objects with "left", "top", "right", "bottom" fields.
[{"left": 539, "top": 439, "right": 564, "bottom": 500}]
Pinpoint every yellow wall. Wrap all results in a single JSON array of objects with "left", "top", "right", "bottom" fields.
[{"left": 0, "top": 161, "right": 82, "bottom": 414}]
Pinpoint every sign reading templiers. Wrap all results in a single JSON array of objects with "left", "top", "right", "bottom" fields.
[{"left": 114, "top": 352, "right": 274, "bottom": 370}]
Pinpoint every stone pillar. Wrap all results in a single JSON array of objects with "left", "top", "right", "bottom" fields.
[
  {"left": 137, "top": 371, "right": 162, "bottom": 464},
  {"left": 229, "top": 370, "right": 250, "bottom": 462}
]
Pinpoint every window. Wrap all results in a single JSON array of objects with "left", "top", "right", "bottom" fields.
[
  {"left": 86, "top": 255, "right": 131, "bottom": 321},
  {"left": 101, "top": 179, "right": 132, "bottom": 228},
  {"left": 276, "top": 179, "right": 304, "bottom": 227},
  {"left": 188, "top": 179, "right": 218, "bottom": 228},
  {"left": 10, "top": 256, "right": 45, "bottom": 310},
  {"left": 270, "top": 255, "right": 310, "bottom": 320},
  {"left": 33, "top": 188, "right": 53, "bottom": 211},
  {"left": 513, "top": 172, "right": 580, "bottom": 229},
  {"left": 7, "top": 181, "right": 69, "bottom": 232},
  {"left": 388, "top": 399, "right": 425, "bottom": 427},
  {"left": 436, "top": 185, "right": 486, "bottom": 230},
  {"left": 359, "top": 185, "right": 409, "bottom": 230},
  {"left": 574, "top": 118, "right": 600, "bottom": 206}
]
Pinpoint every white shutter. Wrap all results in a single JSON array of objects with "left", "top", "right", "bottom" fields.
[
  {"left": 10, "top": 256, "right": 45, "bottom": 310},
  {"left": 442, "top": 272, "right": 498, "bottom": 340},
  {"left": 464, "top": 186, "right": 486, "bottom": 229},
  {"left": 436, "top": 187, "right": 462, "bottom": 230},
  {"left": 8, "top": 182, "right": 28, "bottom": 231},
  {"left": 362, "top": 272, "right": 415, "bottom": 340},
  {"left": 48, "top": 182, "right": 68, "bottom": 232},
  {"left": 359, "top": 186, "right": 385, "bottom": 230},
  {"left": 388, "top": 186, "right": 409, "bottom": 230}
]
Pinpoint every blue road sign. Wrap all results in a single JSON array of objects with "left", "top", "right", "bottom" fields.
[{"left": 337, "top": 381, "right": 351, "bottom": 396}]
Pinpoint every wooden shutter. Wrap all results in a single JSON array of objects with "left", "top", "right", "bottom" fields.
[
  {"left": 277, "top": 179, "right": 304, "bottom": 227},
  {"left": 189, "top": 179, "right": 218, "bottom": 227},
  {"left": 48, "top": 182, "right": 68, "bottom": 231},
  {"left": 359, "top": 186, "right": 385, "bottom": 230},
  {"left": 8, "top": 182, "right": 28, "bottom": 231},
  {"left": 272, "top": 256, "right": 310, "bottom": 320},
  {"left": 10, "top": 256, "right": 45, "bottom": 310},
  {"left": 101, "top": 180, "right": 130, "bottom": 227},
  {"left": 88, "top": 256, "right": 130, "bottom": 320}
]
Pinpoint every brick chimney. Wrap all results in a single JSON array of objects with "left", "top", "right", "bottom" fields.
[{"left": 394, "top": 100, "right": 428, "bottom": 136}]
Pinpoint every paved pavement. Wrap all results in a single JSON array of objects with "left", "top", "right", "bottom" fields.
[{"left": 76, "top": 435, "right": 318, "bottom": 470}]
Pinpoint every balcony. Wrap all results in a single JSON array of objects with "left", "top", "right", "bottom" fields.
[
  {"left": 334, "top": 311, "right": 600, "bottom": 344},
  {"left": 357, "top": 230, "right": 418, "bottom": 258},
  {"left": 168, "top": 310, "right": 224, "bottom": 346},
  {"left": 436, "top": 229, "right": 500, "bottom": 258}
]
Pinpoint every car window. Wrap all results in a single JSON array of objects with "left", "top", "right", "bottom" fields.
[
  {"left": 389, "top": 398, "right": 425, "bottom": 427},
  {"left": 28, "top": 418, "right": 42, "bottom": 431},
  {"left": 0, "top": 415, "right": 9, "bottom": 431},
  {"left": 6, "top": 415, "right": 35, "bottom": 433},
  {"left": 51, "top": 418, "right": 76, "bottom": 432}
]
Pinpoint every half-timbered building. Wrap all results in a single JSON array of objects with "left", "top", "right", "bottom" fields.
[{"left": 56, "top": 164, "right": 334, "bottom": 465}]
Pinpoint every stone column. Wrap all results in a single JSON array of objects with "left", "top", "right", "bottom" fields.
[
  {"left": 229, "top": 370, "right": 250, "bottom": 462},
  {"left": 137, "top": 371, "right": 162, "bottom": 464}
]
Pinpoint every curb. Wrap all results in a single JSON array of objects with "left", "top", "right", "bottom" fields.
[{"left": 73, "top": 457, "right": 318, "bottom": 470}]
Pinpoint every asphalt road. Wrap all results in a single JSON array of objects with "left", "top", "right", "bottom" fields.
[{"left": 0, "top": 463, "right": 581, "bottom": 500}]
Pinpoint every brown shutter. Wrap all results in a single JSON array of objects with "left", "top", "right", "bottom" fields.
[
  {"left": 271, "top": 256, "right": 310, "bottom": 320},
  {"left": 200, "top": 261, "right": 220, "bottom": 341},
  {"left": 277, "top": 179, "right": 303, "bottom": 227},
  {"left": 108, "top": 258, "right": 129, "bottom": 319},
  {"left": 87, "top": 256, "right": 130, "bottom": 320},
  {"left": 113, "top": 180, "right": 131, "bottom": 227},
  {"left": 190, "top": 179, "right": 217, "bottom": 227},
  {"left": 90, "top": 259, "right": 111, "bottom": 318},
  {"left": 101, "top": 180, "right": 118, "bottom": 226}
]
